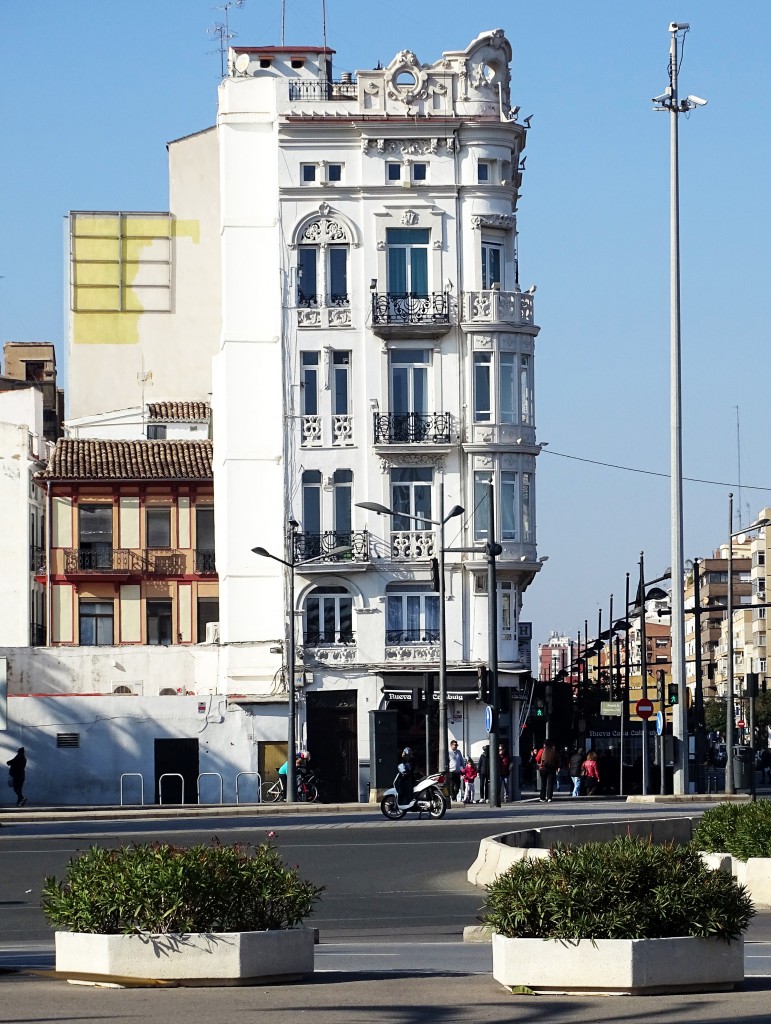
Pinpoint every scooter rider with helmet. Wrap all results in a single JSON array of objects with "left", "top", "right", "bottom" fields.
[{"left": 396, "top": 747, "right": 419, "bottom": 808}]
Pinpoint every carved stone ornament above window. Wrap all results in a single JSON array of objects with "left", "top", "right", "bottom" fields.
[
  {"left": 299, "top": 218, "right": 349, "bottom": 245},
  {"left": 470, "top": 213, "right": 517, "bottom": 231},
  {"left": 364, "top": 138, "right": 455, "bottom": 157},
  {"left": 377, "top": 453, "right": 446, "bottom": 473},
  {"left": 401, "top": 209, "right": 419, "bottom": 226}
]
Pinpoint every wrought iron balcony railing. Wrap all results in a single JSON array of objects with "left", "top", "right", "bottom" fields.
[
  {"left": 288, "top": 79, "right": 358, "bottom": 101},
  {"left": 293, "top": 530, "right": 369, "bottom": 563},
  {"left": 373, "top": 412, "right": 451, "bottom": 445},
  {"left": 371, "top": 292, "right": 451, "bottom": 329},
  {"left": 385, "top": 628, "right": 440, "bottom": 645},
  {"left": 64, "top": 548, "right": 146, "bottom": 574},
  {"left": 195, "top": 550, "right": 217, "bottom": 574},
  {"left": 145, "top": 550, "right": 186, "bottom": 576},
  {"left": 29, "top": 546, "right": 46, "bottom": 574},
  {"left": 303, "top": 630, "right": 356, "bottom": 647}
]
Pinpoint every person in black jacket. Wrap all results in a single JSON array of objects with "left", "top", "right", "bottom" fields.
[
  {"left": 477, "top": 744, "right": 489, "bottom": 802},
  {"left": 7, "top": 747, "right": 26, "bottom": 807}
]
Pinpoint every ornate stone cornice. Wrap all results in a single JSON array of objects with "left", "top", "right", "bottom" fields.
[
  {"left": 470, "top": 213, "right": 517, "bottom": 230},
  {"left": 363, "top": 137, "right": 455, "bottom": 156}
]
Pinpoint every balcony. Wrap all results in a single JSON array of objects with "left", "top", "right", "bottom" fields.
[
  {"left": 303, "top": 629, "right": 356, "bottom": 647},
  {"left": 461, "top": 289, "right": 535, "bottom": 330},
  {"left": 293, "top": 530, "right": 370, "bottom": 565},
  {"left": 59, "top": 548, "right": 219, "bottom": 579},
  {"left": 373, "top": 412, "right": 451, "bottom": 445},
  {"left": 301, "top": 413, "right": 354, "bottom": 448},
  {"left": 288, "top": 79, "right": 358, "bottom": 102},
  {"left": 29, "top": 546, "right": 46, "bottom": 575},
  {"left": 370, "top": 292, "right": 451, "bottom": 339},
  {"left": 389, "top": 530, "right": 437, "bottom": 560},
  {"left": 64, "top": 548, "right": 146, "bottom": 575}
]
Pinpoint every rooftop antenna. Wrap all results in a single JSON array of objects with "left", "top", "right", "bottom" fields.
[
  {"left": 208, "top": 0, "right": 246, "bottom": 78},
  {"left": 282, "top": 0, "right": 285, "bottom": 46}
]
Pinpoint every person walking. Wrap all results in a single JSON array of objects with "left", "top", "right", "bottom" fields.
[
  {"left": 477, "top": 744, "right": 489, "bottom": 802},
  {"left": 461, "top": 757, "right": 478, "bottom": 804},
  {"left": 568, "top": 746, "right": 585, "bottom": 797},
  {"left": 582, "top": 750, "right": 601, "bottom": 796},
  {"left": 7, "top": 747, "right": 26, "bottom": 807},
  {"left": 536, "top": 740, "right": 559, "bottom": 802},
  {"left": 498, "top": 744, "right": 511, "bottom": 801},
  {"left": 448, "top": 739, "right": 465, "bottom": 801}
]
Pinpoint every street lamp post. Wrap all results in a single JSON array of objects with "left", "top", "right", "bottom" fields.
[
  {"left": 653, "top": 22, "right": 706, "bottom": 794},
  {"left": 356, "top": 487, "right": 464, "bottom": 780},
  {"left": 252, "top": 532, "right": 351, "bottom": 803}
]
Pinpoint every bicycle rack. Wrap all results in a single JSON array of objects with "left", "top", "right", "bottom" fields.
[
  {"left": 158, "top": 772, "right": 185, "bottom": 805},
  {"left": 197, "top": 772, "right": 223, "bottom": 804},
  {"left": 120, "top": 773, "right": 144, "bottom": 806},
  {"left": 236, "top": 771, "right": 261, "bottom": 804}
]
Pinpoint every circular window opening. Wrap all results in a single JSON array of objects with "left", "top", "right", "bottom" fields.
[{"left": 395, "top": 70, "right": 417, "bottom": 88}]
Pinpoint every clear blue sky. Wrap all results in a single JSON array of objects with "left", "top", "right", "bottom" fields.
[{"left": 2, "top": 1, "right": 770, "bottom": 651}]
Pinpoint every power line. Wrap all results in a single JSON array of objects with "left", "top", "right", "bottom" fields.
[{"left": 541, "top": 447, "right": 771, "bottom": 492}]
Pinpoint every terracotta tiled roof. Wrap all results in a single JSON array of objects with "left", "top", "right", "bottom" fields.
[
  {"left": 147, "top": 401, "right": 210, "bottom": 422},
  {"left": 39, "top": 439, "right": 213, "bottom": 481}
]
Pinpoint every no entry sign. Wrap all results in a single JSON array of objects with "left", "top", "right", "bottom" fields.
[{"left": 635, "top": 698, "right": 654, "bottom": 720}]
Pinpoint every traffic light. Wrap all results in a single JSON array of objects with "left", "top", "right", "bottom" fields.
[
  {"left": 747, "top": 673, "right": 759, "bottom": 700},
  {"left": 667, "top": 683, "right": 679, "bottom": 706},
  {"left": 476, "top": 665, "right": 488, "bottom": 703},
  {"left": 430, "top": 557, "right": 440, "bottom": 592}
]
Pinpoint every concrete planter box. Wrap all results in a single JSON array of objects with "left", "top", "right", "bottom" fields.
[
  {"left": 55, "top": 927, "right": 314, "bottom": 987},
  {"left": 700, "top": 851, "right": 771, "bottom": 907},
  {"left": 492, "top": 933, "right": 744, "bottom": 995}
]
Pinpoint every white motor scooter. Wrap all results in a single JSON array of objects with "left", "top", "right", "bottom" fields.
[{"left": 380, "top": 771, "right": 448, "bottom": 820}]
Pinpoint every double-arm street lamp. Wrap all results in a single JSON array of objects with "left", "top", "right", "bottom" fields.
[
  {"left": 252, "top": 530, "right": 351, "bottom": 803},
  {"left": 356, "top": 485, "right": 464, "bottom": 781}
]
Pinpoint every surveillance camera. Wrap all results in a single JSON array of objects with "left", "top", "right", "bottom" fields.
[
  {"left": 669, "top": 21, "right": 689, "bottom": 31},
  {"left": 652, "top": 91, "right": 671, "bottom": 104},
  {"left": 687, "top": 95, "right": 708, "bottom": 107}
]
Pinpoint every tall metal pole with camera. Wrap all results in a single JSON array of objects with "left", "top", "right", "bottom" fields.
[{"left": 653, "top": 22, "right": 707, "bottom": 794}]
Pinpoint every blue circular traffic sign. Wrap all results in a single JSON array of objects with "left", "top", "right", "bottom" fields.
[
  {"left": 484, "top": 704, "right": 495, "bottom": 733},
  {"left": 656, "top": 711, "right": 664, "bottom": 736}
]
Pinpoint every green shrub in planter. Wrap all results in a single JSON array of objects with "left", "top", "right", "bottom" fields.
[
  {"left": 482, "top": 837, "right": 754, "bottom": 943},
  {"left": 694, "top": 802, "right": 771, "bottom": 861},
  {"left": 42, "top": 840, "right": 323, "bottom": 935}
]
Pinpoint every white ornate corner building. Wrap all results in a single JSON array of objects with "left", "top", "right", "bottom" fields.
[{"left": 213, "top": 29, "right": 544, "bottom": 799}]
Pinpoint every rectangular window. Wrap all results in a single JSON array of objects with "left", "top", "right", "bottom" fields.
[
  {"left": 499, "top": 352, "right": 516, "bottom": 423},
  {"left": 482, "top": 241, "right": 502, "bottom": 290},
  {"left": 195, "top": 507, "right": 215, "bottom": 572},
  {"left": 333, "top": 469, "right": 352, "bottom": 537},
  {"left": 386, "top": 589, "right": 440, "bottom": 643},
  {"left": 390, "top": 348, "right": 429, "bottom": 416},
  {"left": 520, "top": 354, "right": 533, "bottom": 425},
  {"left": 522, "top": 472, "right": 533, "bottom": 542},
  {"left": 301, "top": 352, "right": 319, "bottom": 416},
  {"left": 147, "top": 424, "right": 166, "bottom": 440},
  {"left": 147, "top": 599, "right": 173, "bottom": 646},
  {"left": 501, "top": 471, "right": 517, "bottom": 540},
  {"left": 391, "top": 467, "right": 432, "bottom": 532},
  {"left": 328, "top": 246, "right": 348, "bottom": 303},
  {"left": 477, "top": 162, "right": 490, "bottom": 183},
  {"left": 79, "top": 504, "right": 113, "bottom": 569},
  {"left": 387, "top": 228, "right": 429, "bottom": 296},
  {"left": 473, "top": 352, "right": 491, "bottom": 422},
  {"left": 302, "top": 470, "right": 322, "bottom": 536},
  {"left": 387, "top": 163, "right": 402, "bottom": 181},
  {"left": 197, "top": 597, "right": 219, "bottom": 643},
  {"left": 301, "top": 164, "right": 316, "bottom": 183},
  {"left": 297, "top": 247, "right": 317, "bottom": 305},
  {"left": 146, "top": 508, "right": 171, "bottom": 548},
  {"left": 413, "top": 162, "right": 427, "bottom": 181},
  {"left": 328, "top": 163, "right": 342, "bottom": 182},
  {"left": 473, "top": 471, "right": 492, "bottom": 542},
  {"left": 332, "top": 351, "right": 350, "bottom": 415},
  {"left": 79, "top": 600, "right": 114, "bottom": 645}
]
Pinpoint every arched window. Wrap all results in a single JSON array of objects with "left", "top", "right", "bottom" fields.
[
  {"left": 304, "top": 585, "right": 353, "bottom": 646},
  {"left": 294, "top": 215, "right": 354, "bottom": 308}
]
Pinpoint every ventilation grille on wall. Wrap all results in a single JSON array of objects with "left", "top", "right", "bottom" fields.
[{"left": 56, "top": 733, "right": 80, "bottom": 748}]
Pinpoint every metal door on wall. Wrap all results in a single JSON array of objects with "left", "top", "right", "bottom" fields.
[
  {"left": 154, "top": 737, "right": 199, "bottom": 804},
  {"left": 306, "top": 691, "right": 358, "bottom": 802}
]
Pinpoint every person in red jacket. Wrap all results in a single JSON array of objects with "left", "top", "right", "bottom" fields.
[
  {"left": 582, "top": 750, "right": 601, "bottom": 796},
  {"left": 498, "top": 744, "right": 511, "bottom": 801},
  {"left": 461, "top": 757, "right": 478, "bottom": 804}
]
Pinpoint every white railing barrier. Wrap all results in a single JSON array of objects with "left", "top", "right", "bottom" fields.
[
  {"left": 197, "top": 772, "right": 224, "bottom": 805},
  {"left": 236, "top": 771, "right": 262, "bottom": 804},
  {"left": 158, "top": 772, "right": 185, "bottom": 805},
  {"left": 119, "top": 773, "right": 144, "bottom": 806}
]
